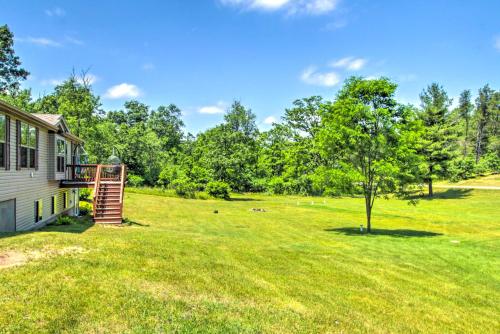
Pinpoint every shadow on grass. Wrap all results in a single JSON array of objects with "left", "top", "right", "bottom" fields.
[
  {"left": 405, "top": 188, "right": 473, "bottom": 201},
  {"left": 229, "top": 197, "right": 261, "bottom": 202},
  {"left": 0, "top": 217, "right": 94, "bottom": 239},
  {"left": 325, "top": 227, "right": 442, "bottom": 238},
  {"left": 123, "top": 218, "right": 150, "bottom": 227}
]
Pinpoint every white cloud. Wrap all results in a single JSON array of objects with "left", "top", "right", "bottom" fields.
[
  {"left": 142, "top": 63, "right": 155, "bottom": 71},
  {"left": 301, "top": 66, "right": 340, "bottom": 87},
  {"left": 41, "top": 78, "right": 64, "bottom": 86},
  {"left": 45, "top": 7, "right": 66, "bottom": 17},
  {"left": 104, "top": 83, "right": 141, "bottom": 99},
  {"left": 494, "top": 35, "right": 500, "bottom": 51},
  {"left": 65, "top": 36, "right": 84, "bottom": 45},
  {"left": 263, "top": 116, "right": 278, "bottom": 124},
  {"left": 219, "top": 0, "right": 338, "bottom": 15},
  {"left": 323, "top": 19, "right": 347, "bottom": 31},
  {"left": 331, "top": 57, "right": 367, "bottom": 71},
  {"left": 198, "top": 101, "right": 228, "bottom": 114},
  {"left": 16, "top": 37, "right": 62, "bottom": 47}
]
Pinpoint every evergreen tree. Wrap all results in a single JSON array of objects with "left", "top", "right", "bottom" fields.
[
  {"left": 418, "top": 83, "right": 457, "bottom": 196},
  {"left": 458, "top": 90, "right": 473, "bottom": 157}
]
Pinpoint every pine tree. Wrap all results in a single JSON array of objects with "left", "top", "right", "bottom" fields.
[
  {"left": 458, "top": 90, "right": 473, "bottom": 157},
  {"left": 418, "top": 83, "right": 457, "bottom": 196},
  {"left": 474, "top": 85, "right": 494, "bottom": 163}
]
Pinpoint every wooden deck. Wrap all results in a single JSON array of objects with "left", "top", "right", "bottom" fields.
[{"left": 62, "top": 164, "right": 127, "bottom": 224}]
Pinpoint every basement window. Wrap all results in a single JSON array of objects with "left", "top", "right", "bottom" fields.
[{"left": 35, "top": 199, "right": 43, "bottom": 223}]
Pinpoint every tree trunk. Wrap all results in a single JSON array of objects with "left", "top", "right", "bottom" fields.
[
  {"left": 428, "top": 165, "right": 433, "bottom": 197},
  {"left": 365, "top": 196, "right": 372, "bottom": 233}
]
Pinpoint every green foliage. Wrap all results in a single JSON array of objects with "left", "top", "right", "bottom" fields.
[
  {"left": 0, "top": 25, "right": 29, "bottom": 93},
  {"left": 79, "top": 188, "right": 92, "bottom": 201},
  {"left": 50, "top": 215, "right": 74, "bottom": 226},
  {"left": 319, "top": 77, "right": 423, "bottom": 231},
  {"left": 418, "top": 83, "right": 458, "bottom": 195},
  {"left": 206, "top": 181, "right": 231, "bottom": 199},
  {"left": 128, "top": 174, "right": 145, "bottom": 187},
  {"left": 78, "top": 201, "right": 92, "bottom": 216},
  {"left": 171, "top": 178, "right": 197, "bottom": 198}
]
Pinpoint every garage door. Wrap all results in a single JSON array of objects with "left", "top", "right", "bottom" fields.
[{"left": 0, "top": 199, "right": 16, "bottom": 232}]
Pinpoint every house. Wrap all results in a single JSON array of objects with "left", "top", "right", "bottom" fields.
[{"left": 0, "top": 100, "right": 126, "bottom": 232}]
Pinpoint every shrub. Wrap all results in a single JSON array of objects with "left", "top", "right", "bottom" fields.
[
  {"left": 449, "top": 157, "right": 476, "bottom": 181},
  {"left": 206, "top": 181, "right": 231, "bottom": 199},
  {"left": 50, "top": 215, "right": 74, "bottom": 226},
  {"left": 79, "top": 201, "right": 92, "bottom": 216},
  {"left": 250, "top": 178, "right": 268, "bottom": 193},
  {"left": 268, "top": 177, "right": 285, "bottom": 195},
  {"left": 128, "top": 174, "right": 145, "bottom": 187},
  {"left": 79, "top": 188, "right": 92, "bottom": 201},
  {"left": 171, "top": 178, "right": 196, "bottom": 198},
  {"left": 157, "top": 164, "right": 185, "bottom": 188}
]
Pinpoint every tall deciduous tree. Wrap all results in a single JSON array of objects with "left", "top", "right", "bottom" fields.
[
  {"left": 418, "top": 83, "right": 456, "bottom": 196},
  {"left": 458, "top": 90, "right": 473, "bottom": 157},
  {"left": 319, "top": 77, "right": 422, "bottom": 232},
  {"left": 0, "top": 25, "right": 29, "bottom": 93}
]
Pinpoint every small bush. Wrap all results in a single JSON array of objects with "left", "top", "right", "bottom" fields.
[
  {"left": 50, "top": 215, "right": 74, "bottom": 226},
  {"left": 206, "top": 181, "right": 231, "bottom": 199},
  {"left": 79, "top": 188, "right": 92, "bottom": 201},
  {"left": 128, "top": 174, "right": 145, "bottom": 187},
  {"left": 79, "top": 201, "right": 92, "bottom": 216},
  {"left": 268, "top": 177, "right": 285, "bottom": 195},
  {"left": 171, "top": 178, "right": 197, "bottom": 198}
]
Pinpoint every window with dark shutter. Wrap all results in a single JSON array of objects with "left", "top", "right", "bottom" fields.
[{"left": 16, "top": 120, "right": 20, "bottom": 170}]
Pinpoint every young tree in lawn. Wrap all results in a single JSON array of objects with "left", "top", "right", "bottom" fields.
[
  {"left": 458, "top": 90, "right": 474, "bottom": 157},
  {"left": 319, "top": 77, "right": 422, "bottom": 233},
  {"left": 418, "top": 83, "right": 456, "bottom": 196},
  {"left": 0, "top": 25, "right": 29, "bottom": 93}
]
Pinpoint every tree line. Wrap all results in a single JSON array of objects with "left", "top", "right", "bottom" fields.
[{"left": 1, "top": 25, "right": 499, "bottom": 230}]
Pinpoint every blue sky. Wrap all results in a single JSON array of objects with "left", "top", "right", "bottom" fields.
[{"left": 1, "top": 0, "right": 499, "bottom": 133}]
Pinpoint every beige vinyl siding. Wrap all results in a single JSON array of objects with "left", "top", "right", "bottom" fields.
[{"left": 0, "top": 115, "right": 77, "bottom": 231}]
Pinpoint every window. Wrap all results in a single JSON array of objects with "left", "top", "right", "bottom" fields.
[
  {"left": 0, "top": 114, "right": 5, "bottom": 168},
  {"left": 63, "top": 191, "right": 68, "bottom": 209},
  {"left": 35, "top": 199, "right": 43, "bottom": 223},
  {"left": 20, "top": 122, "right": 36, "bottom": 168},
  {"left": 57, "top": 139, "right": 66, "bottom": 173},
  {"left": 51, "top": 195, "right": 57, "bottom": 215}
]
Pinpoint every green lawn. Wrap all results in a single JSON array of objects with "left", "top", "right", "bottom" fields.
[
  {"left": 436, "top": 173, "right": 500, "bottom": 187},
  {"left": 0, "top": 190, "right": 499, "bottom": 333}
]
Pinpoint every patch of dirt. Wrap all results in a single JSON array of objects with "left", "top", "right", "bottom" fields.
[
  {"left": 0, "top": 251, "right": 28, "bottom": 269},
  {"left": 0, "top": 246, "right": 86, "bottom": 270}
]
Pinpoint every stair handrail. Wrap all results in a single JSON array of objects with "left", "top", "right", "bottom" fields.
[
  {"left": 119, "top": 164, "right": 126, "bottom": 204},
  {"left": 92, "top": 164, "right": 103, "bottom": 218}
]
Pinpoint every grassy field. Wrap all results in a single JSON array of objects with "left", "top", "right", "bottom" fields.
[
  {"left": 436, "top": 173, "right": 500, "bottom": 187},
  {"left": 0, "top": 189, "right": 499, "bottom": 333}
]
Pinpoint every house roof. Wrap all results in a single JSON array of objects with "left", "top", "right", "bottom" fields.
[
  {"left": 0, "top": 100, "right": 83, "bottom": 144},
  {"left": 31, "top": 113, "right": 63, "bottom": 126}
]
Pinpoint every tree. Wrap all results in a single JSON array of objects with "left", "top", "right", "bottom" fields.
[
  {"left": 474, "top": 85, "right": 494, "bottom": 163},
  {"left": 458, "top": 90, "right": 473, "bottom": 157},
  {"left": 192, "top": 101, "right": 259, "bottom": 191},
  {"left": 319, "top": 77, "right": 422, "bottom": 232},
  {"left": 418, "top": 83, "right": 457, "bottom": 196},
  {"left": 0, "top": 25, "right": 29, "bottom": 93},
  {"left": 149, "top": 104, "right": 184, "bottom": 151}
]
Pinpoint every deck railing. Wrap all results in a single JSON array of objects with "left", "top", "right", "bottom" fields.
[{"left": 66, "top": 164, "right": 98, "bottom": 182}]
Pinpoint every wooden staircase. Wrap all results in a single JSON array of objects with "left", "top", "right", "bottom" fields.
[{"left": 92, "top": 164, "right": 126, "bottom": 224}]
